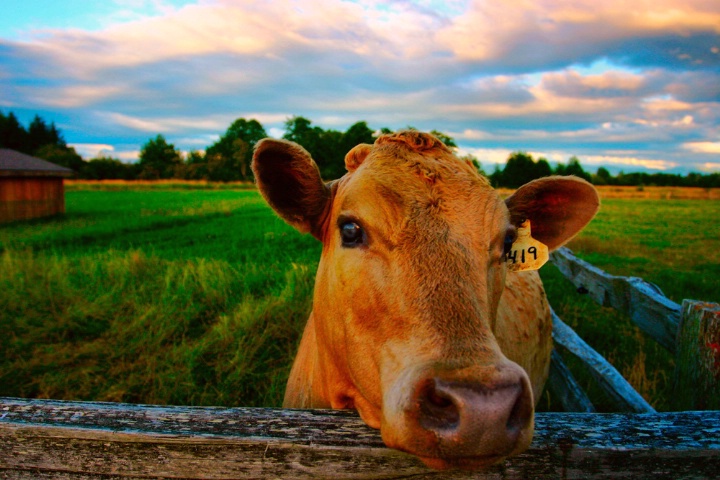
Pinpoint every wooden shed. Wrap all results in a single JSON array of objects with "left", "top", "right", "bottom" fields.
[{"left": 0, "top": 148, "right": 74, "bottom": 223}]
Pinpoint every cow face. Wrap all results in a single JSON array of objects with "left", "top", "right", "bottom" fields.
[{"left": 252, "top": 131, "right": 598, "bottom": 470}]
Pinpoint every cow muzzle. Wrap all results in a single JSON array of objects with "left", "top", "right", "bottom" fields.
[{"left": 380, "top": 361, "right": 534, "bottom": 470}]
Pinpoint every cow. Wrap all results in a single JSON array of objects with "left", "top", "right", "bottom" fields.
[{"left": 252, "top": 131, "right": 599, "bottom": 470}]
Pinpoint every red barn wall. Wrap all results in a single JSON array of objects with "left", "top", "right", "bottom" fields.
[{"left": 0, "top": 177, "right": 65, "bottom": 223}]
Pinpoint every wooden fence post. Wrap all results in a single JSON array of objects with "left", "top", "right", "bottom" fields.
[
  {"left": 546, "top": 350, "right": 596, "bottom": 413},
  {"left": 549, "top": 248, "right": 681, "bottom": 353},
  {"left": 673, "top": 300, "right": 720, "bottom": 410},
  {"left": 551, "top": 309, "right": 655, "bottom": 413}
]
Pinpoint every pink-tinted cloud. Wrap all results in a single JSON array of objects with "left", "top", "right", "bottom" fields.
[
  {"left": 438, "top": 0, "right": 720, "bottom": 69},
  {"left": 0, "top": 0, "right": 718, "bottom": 172}
]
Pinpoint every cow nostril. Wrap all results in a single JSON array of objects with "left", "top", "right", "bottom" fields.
[
  {"left": 506, "top": 383, "right": 532, "bottom": 435},
  {"left": 414, "top": 377, "right": 533, "bottom": 446},
  {"left": 418, "top": 379, "right": 460, "bottom": 430}
]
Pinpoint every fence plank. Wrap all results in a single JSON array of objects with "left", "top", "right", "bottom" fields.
[
  {"left": 1, "top": 397, "right": 718, "bottom": 479},
  {"left": 550, "top": 247, "right": 681, "bottom": 353},
  {"left": 551, "top": 310, "right": 655, "bottom": 413},
  {"left": 546, "top": 350, "right": 596, "bottom": 413},
  {"left": 673, "top": 300, "right": 720, "bottom": 410}
]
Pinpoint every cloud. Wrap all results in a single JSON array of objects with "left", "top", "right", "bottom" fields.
[
  {"left": 577, "top": 153, "right": 678, "bottom": 171},
  {"left": 684, "top": 142, "right": 720, "bottom": 154},
  {"left": 116, "top": 150, "right": 141, "bottom": 162},
  {"left": 29, "top": 85, "right": 126, "bottom": 108},
  {"left": 459, "top": 147, "right": 513, "bottom": 166},
  {"left": 437, "top": 0, "right": 720, "bottom": 71},
  {"left": 664, "top": 70, "right": 720, "bottom": 102},
  {"left": 0, "top": 0, "right": 718, "bottom": 173},
  {"left": 70, "top": 143, "right": 116, "bottom": 159},
  {"left": 697, "top": 162, "right": 720, "bottom": 172},
  {"left": 540, "top": 70, "right": 650, "bottom": 98},
  {"left": 103, "top": 112, "right": 230, "bottom": 133}
]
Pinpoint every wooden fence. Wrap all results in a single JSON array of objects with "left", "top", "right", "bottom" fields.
[
  {"left": 1, "top": 247, "right": 719, "bottom": 479},
  {"left": 548, "top": 248, "right": 720, "bottom": 413}
]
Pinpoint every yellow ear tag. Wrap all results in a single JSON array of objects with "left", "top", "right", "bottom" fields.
[{"left": 506, "top": 220, "right": 549, "bottom": 272}]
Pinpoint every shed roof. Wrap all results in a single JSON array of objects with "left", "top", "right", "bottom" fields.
[{"left": 0, "top": 149, "right": 74, "bottom": 177}]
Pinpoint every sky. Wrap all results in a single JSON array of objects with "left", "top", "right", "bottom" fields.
[{"left": 1, "top": 0, "right": 719, "bottom": 174}]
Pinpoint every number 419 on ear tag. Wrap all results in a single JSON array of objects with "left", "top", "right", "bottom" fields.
[{"left": 506, "top": 220, "right": 549, "bottom": 272}]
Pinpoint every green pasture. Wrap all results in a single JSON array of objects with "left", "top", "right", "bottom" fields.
[
  {"left": 1, "top": 186, "right": 718, "bottom": 411},
  {"left": 542, "top": 198, "right": 720, "bottom": 411},
  {"left": 1, "top": 188, "right": 319, "bottom": 406}
]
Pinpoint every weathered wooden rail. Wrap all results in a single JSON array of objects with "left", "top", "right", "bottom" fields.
[
  {"left": 1, "top": 247, "right": 719, "bottom": 479},
  {"left": 548, "top": 247, "right": 720, "bottom": 413},
  {"left": 2, "top": 397, "right": 720, "bottom": 479}
]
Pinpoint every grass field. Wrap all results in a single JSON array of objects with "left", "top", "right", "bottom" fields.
[
  {"left": 1, "top": 183, "right": 718, "bottom": 411},
  {"left": 1, "top": 187, "right": 319, "bottom": 406},
  {"left": 540, "top": 195, "right": 720, "bottom": 411}
]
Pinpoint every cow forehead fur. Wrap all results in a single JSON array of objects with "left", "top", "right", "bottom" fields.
[
  {"left": 357, "top": 131, "right": 492, "bottom": 190},
  {"left": 327, "top": 131, "right": 510, "bottom": 358},
  {"left": 339, "top": 131, "right": 504, "bottom": 243}
]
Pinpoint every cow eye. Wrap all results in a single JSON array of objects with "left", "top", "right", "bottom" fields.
[
  {"left": 340, "top": 222, "right": 365, "bottom": 247},
  {"left": 503, "top": 226, "right": 517, "bottom": 257}
]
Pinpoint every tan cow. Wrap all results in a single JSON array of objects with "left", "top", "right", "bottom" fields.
[{"left": 252, "top": 131, "right": 599, "bottom": 470}]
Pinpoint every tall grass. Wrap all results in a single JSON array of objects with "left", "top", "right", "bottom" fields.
[
  {"left": 1, "top": 187, "right": 717, "bottom": 411},
  {"left": 0, "top": 249, "right": 315, "bottom": 406},
  {"left": 1, "top": 188, "right": 319, "bottom": 406},
  {"left": 539, "top": 198, "right": 720, "bottom": 411}
]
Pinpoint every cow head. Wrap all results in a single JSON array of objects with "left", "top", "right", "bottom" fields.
[{"left": 252, "top": 131, "right": 598, "bottom": 470}]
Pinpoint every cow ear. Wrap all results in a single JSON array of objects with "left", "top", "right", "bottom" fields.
[
  {"left": 505, "top": 176, "right": 599, "bottom": 251},
  {"left": 252, "top": 138, "right": 331, "bottom": 240},
  {"left": 345, "top": 143, "right": 372, "bottom": 172}
]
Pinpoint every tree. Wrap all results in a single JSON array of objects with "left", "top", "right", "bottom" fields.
[
  {"left": 205, "top": 141, "right": 251, "bottom": 182},
  {"left": 205, "top": 118, "right": 267, "bottom": 181},
  {"left": 176, "top": 150, "right": 208, "bottom": 180},
  {"left": 34, "top": 144, "right": 84, "bottom": 172},
  {"left": 341, "top": 121, "right": 375, "bottom": 153},
  {"left": 315, "top": 121, "right": 375, "bottom": 179},
  {"left": 493, "top": 152, "right": 557, "bottom": 188},
  {"left": 317, "top": 129, "right": 346, "bottom": 179},
  {"left": 563, "top": 156, "right": 592, "bottom": 182},
  {"left": 1, "top": 111, "right": 83, "bottom": 171},
  {"left": 500, "top": 152, "right": 538, "bottom": 188},
  {"left": 28, "top": 115, "right": 65, "bottom": 151},
  {"left": 0, "top": 111, "right": 29, "bottom": 152},
  {"left": 283, "top": 116, "right": 322, "bottom": 152},
  {"left": 489, "top": 164, "right": 503, "bottom": 187},
  {"left": 535, "top": 157, "right": 552, "bottom": 178},
  {"left": 81, "top": 157, "right": 137, "bottom": 180},
  {"left": 593, "top": 166, "right": 612, "bottom": 185},
  {"left": 283, "top": 116, "right": 323, "bottom": 162},
  {"left": 283, "top": 117, "right": 352, "bottom": 179},
  {"left": 137, "top": 135, "right": 182, "bottom": 179}
]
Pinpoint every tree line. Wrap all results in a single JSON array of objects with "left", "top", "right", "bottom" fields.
[
  {"left": 0, "top": 111, "right": 85, "bottom": 173},
  {"left": 487, "top": 152, "right": 720, "bottom": 189},
  {"left": 2, "top": 110, "right": 718, "bottom": 188}
]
